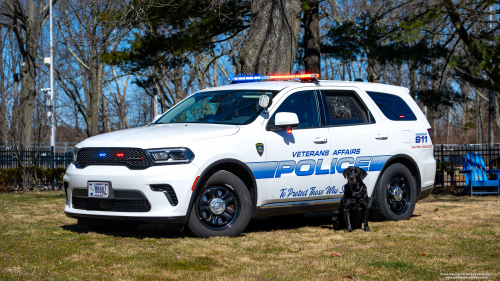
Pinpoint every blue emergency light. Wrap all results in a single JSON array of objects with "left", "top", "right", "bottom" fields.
[{"left": 228, "top": 73, "right": 319, "bottom": 82}]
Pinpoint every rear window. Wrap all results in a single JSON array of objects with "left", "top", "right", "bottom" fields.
[
  {"left": 366, "top": 91, "right": 417, "bottom": 121},
  {"left": 324, "top": 91, "right": 373, "bottom": 126}
]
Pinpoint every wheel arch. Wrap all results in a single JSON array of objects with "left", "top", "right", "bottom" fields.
[
  {"left": 375, "top": 154, "right": 422, "bottom": 200},
  {"left": 187, "top": 158, "right": 258, "bottom": 220}
]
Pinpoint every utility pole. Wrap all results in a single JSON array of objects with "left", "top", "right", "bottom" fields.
[
  {"left": 49, "top": 0, "right": 55, "bottom": 171},
  {"left": 43, "top": 0, "right": 56, "bottom": 188},
  {"left": 489, "top": 5, "right": 494, "bottom": 168}
]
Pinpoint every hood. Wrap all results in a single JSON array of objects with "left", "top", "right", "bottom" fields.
[{"left": 77, "top": 124, "right": 239, "bottom": 149}]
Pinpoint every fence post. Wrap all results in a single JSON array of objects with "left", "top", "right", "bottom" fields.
[
  {"left": 441, "top": 144, "right": 444, "bottom": 187},
  {"left": 64, "top": 142, "right": 67, "bottom": 167}
]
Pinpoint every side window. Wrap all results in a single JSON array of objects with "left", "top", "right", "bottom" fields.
[
  {"left": 324, "top": 91, "right": 373, "bottom": 126},
  {"left": 268, "top": 90, "right": 320, "bottom": 129},
  {"left": 366, "top": 91, "right": 417, "bottom": 121}
]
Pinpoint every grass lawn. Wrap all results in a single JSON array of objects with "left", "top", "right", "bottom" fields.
[{"left": 0, "top": 190, "right": 499, "bottom": 280}]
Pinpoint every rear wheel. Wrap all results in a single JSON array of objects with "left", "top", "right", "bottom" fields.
[
  {"left": 187, "top": 171, "right": 252, "bottom": 238},
  {"left": 370, "top": 163, "right": 416, "bottom": 221}
]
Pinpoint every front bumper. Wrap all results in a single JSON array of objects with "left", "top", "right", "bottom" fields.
[{"left": 63, "top": 163, "right": 201, "bottom": 223}]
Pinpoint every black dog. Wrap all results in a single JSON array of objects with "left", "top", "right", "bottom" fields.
[{"left": 332, "top": 166, "right": 371, "bottom": 232}]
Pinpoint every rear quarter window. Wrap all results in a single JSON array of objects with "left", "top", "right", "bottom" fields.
[{"left": 366, "top": 91, "right": 417, "bottom": 121}]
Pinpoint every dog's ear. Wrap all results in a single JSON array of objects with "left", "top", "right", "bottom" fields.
[
  {"left": 342, "top": 167, "right": 350, "bottom": 179},
  {"left": 359, "top": 168, "right": 368, "bottom": 180}
]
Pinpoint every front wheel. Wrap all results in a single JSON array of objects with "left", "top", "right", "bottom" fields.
[
  {"left": 187, "top": 171, "right": 252, "bottom": 238},
  {"left": 370, "top": 163, "right": 417, "bottom": 221}
]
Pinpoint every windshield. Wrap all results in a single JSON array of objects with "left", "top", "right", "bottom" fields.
[{"left": 155, "top": 90, "right": 277, "bottom": 125}]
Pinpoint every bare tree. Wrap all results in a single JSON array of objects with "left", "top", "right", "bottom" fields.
[
  {"left": 55, "top": 0, "right": 129, "bottom": 137},
  {"left": 106, "top": 66, "right": 131, "bottom": 130},
  {"left": 0, "top": 0, "right": 51, "bottom": 143}
]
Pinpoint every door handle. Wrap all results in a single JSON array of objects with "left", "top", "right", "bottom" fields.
[
  {"left": 375, "top": 133, "right": 388, "bottom": 140},
  {"left": 313, "top": 137, "right": 328, "bottom": 144}
]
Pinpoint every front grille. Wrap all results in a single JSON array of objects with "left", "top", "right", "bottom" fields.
[
  {"left": 72, "top": 197, "right": 151, "bottom": 212},
  {"left": 75, "top": 148, "right": 150, "bottom": 169}
]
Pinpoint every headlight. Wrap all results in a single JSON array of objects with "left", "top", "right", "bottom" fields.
[
  {"left": 147, "top": 148, "right": 195, "bottom": 164},
  {"left": 73, "top": 147, "right": 80, "bottom": 162}
]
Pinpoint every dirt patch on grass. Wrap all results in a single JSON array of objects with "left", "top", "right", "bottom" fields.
[{"left": 0, "top": 191, "right": 498, "bottom": 280}]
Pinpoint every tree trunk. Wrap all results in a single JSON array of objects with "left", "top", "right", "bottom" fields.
[
  {"left": 173, "top": 65, "right": 186, "bottom": 103},
  {"left": 194, "top": 52, "right": 207, "bottom": 90},
  {"left": 86, "top": 63, "right": 104, "bottom": 137},
  {"left": 0, "top": 43, "right": 7, "bottom": 145},
  {"left": 213, "top": 58, "right": 219, "bottom": 87},
  {"left": 324, "top": 55, "right": 328, "bottom": 79},
  {"left": 477, "top": 93, "right": 483, "bottom": 143},
  {"left": 17, "top": 56, "right": 37, "bottom": 143},
  {"left": 409, "top": 61, "right": 417, "bottom": 99},
  {"left": 494, "top": 93, "right": 500, "bottom": 131},
  {"left": 445, "top": 106, "right": 451, "bottom": 143},
  {"left": 239, "top": 0, "right": 302, "bottom": 75},
  {"left": 347, "top": 61, "right": 352, "bottom": 81},
  {"left": 366, "top": 55, "right": 381, "bottom": 83},
  {"left": 302, "top": 0, "right": 320, "bottom": 74},
  {"left": 101, "top": 91, "right": 111, "bottom": 132}
]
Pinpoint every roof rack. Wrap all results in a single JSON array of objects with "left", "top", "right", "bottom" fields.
[{"left": 228, "top": 73, "right": 319, "bottom": 84}]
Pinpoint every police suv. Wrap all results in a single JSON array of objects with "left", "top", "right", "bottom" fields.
[{"left": 64, "top": 74, "right": 436, "bottom": 237}]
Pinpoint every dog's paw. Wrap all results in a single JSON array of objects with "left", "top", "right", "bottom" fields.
[
  {"left": 347, "top": 228, "right": 353, "bottom": 232},
  {"left": 364, "top": 227, "right": 370, "bottom": 232},
  {"left": 332, "top": 221, "right": 339, "bottom": 230}
]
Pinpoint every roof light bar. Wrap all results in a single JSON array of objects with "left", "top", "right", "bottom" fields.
[{"left": 228, "top": 73, "right": 319, "bottom": 82}]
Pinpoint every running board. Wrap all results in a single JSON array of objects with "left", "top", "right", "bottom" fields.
[{"left": 253, "top": 198, "right": 341, "bottom": 218}]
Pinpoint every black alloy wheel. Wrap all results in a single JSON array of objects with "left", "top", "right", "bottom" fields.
[
  {"left": 196, "top": 185, "right": 240, "bottom": 230},
  {"left": 370, "top": 163, "right": 417, "bottom": 221},
  {"left": 386, "top": 175, "right": 411, "bottom": 215},
  {"left": 187, "top": 170, "right": 252, "bottom": 238}
]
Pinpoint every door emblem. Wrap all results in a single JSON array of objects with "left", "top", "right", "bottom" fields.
[{"left": 255, "top": 143, "right": 264, "bottom": 157}]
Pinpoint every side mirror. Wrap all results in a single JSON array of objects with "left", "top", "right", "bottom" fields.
[
  {"left": 274, "top": 112, "right": 299, "bottom": 129},
  {"left": 152, "top": 114, "right": 162, "bottom": 123}
]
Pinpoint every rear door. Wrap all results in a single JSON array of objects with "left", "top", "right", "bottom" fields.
[{"left": 318, "top": 87, "right": 394, "bottom": 196}]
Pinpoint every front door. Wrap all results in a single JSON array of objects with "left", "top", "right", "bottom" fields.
[{"left": 262, "top": 88, "right": 332, "bottom": 203}]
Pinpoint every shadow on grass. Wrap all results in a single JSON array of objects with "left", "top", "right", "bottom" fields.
[
  {"left": 244, "top": 212, "right": 334, "bottom": 233},
  {"left": 60, "top": 211, "right": 336, "bottom": 238},
  {"left": 61, "top": 209, "right": 427, "bottom": 238},
  {"left": 60, "top": 223, "right": 189, "bottom": 239}
]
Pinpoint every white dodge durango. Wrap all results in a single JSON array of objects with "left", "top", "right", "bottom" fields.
[{"left": 64, "top": 75, "right": 436, "bottom": 237}]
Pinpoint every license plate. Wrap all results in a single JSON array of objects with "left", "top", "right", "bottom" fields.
[{"left": 88, "top": 182, "right": 109, "bottom": 198}]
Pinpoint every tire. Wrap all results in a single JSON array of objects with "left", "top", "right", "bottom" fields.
[
  {"left": 187, "top": 170, "right": 252, "bottom": 238},
  {"left": 370, "top": 163, "right": 417, "bottom": 221}
]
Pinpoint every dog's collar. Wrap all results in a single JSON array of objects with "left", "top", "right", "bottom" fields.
[
  {"left": 352, "top": 189, "right": 363, "bottom": 195},
  {"left": 348, "top": 183, "right": 363, "bottom": 195}
]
